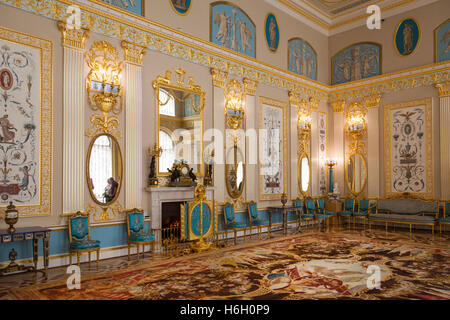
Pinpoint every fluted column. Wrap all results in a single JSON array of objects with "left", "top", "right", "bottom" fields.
[
  {"left": 243, "top": 78, "right": 258, "bottom": 202},
  {"left": 436, "top": 82, "right": 450, "bottom": 199},
  {"left": 331, "top": 101, "right": 345, "bottom": 195},
  {"left": 310, "top": 99, "right": 319, "bottom": 196},
  {"left": 211, "top": 68, "right": 228, "bottom": 203},
  {"left": 122, "top": 41, "right": 146, "bottom": 209},
  {"left": 59, "top": 22, "right": 89, "bottom": 215},
  {"left": 365, "top": 95, "right": 381, "bottom": 198}
]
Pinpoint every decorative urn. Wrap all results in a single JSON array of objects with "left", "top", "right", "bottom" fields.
[
  {"left": 4, "top": 202, "right": 18, "bottom": 233},
  {"left": 281, "top": 193, "right": 288, "bottom": 208}
]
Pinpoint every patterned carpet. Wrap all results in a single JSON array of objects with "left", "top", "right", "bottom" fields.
[{"left": 9, "top": 230, "right": 450, "bottom": 300}]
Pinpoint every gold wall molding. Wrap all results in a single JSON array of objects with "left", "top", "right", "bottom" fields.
[
  {"left": 364, "top": 94, "right": 381, "bottom": 109},
  {"left": 0, "top": 26, "right": 53, "bottom": 217},
  {"left": 58, "top": 21, "right": 89, "bottom": 50},
  {"left": 436, "top": 81, "right": 450, "bottom": 97},
  {"left": 384, "top": 98, "right": 433, "bottom": 199},
  {"left": 211, "top": 68, "right": 228, "bottom": 88},
  {"left": 243, "top": 78, "right": 258, "bottom": 96},
  {"left": 86, "top": 202, "right": 124, "bottom": 222},
  {"left": 122, "top": 40, "right": 146, "bottom": 65}
]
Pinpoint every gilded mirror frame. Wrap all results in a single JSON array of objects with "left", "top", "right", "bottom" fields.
[
  {"left": 153, "top": 68, "right": 206, "bottom": 177},
  {"left": 298, "top": 152, "right": 311, "bottom": 197},
  {"left": 345, "top": 152, "right": 367, "bottom": 197},
  {"left": 225, "top": 144, "right": 246, "bottom": 199},
  {"left": 86, "top": 133, "right": 123, "bottom": 207}
]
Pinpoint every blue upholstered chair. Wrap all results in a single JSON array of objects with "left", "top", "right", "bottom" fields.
[
  {"left": 248, "top": 201, "right": 270, "bottom": 239},
  {"left": 338, "top": 198, "right": 355, "bottom": 226},
  {"left": 304, "top": 199, "right": 317, "bottom": 229},
  {"left": 126, "top": 209, "right": 155, "bottom": 261},
  {"left": 68, "top": 212, "right": 101, "bottom": 268},
  {"left": 353, "top": 199, "right": 372, "bottom": 228},
  {"left": 440, "top": 201, "right": 450, "bottom": 233},
  {"left": 223, "top": 202, "right": 249, "bottom": 245},
  {"left": 315, "top": 198, "right": 331, "bottom": 229}
]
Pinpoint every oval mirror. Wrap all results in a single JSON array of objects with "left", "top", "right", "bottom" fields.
[
  {"left": 298, "top": 154, "right": 310, "bottom": 196},
  {"left": 225, "top": 145, "right": 245, "bottom": 199},
  {"left": 87, "top": 134, "right": 123, "bottom": 205},
  {"left": 346, "top": 153, "right": 367, "bottom": 195}
]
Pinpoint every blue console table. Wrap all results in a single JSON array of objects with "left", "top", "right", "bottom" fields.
[{"left": 0, "top": 227, "right": 51, "bottom": 280}]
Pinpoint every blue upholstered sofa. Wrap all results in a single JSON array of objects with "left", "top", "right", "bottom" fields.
[{"left": 369, "top": 194, "right": 438, "bottom": 233}]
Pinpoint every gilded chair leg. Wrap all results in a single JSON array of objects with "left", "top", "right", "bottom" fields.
[
  {"left": 69, "top": 253, "right": 72, "bottom": 266},
  {"left": 137, "top": 245, "right": 140, "bottom": 261},
  {"left": 97, "top": 248, "right": 100, "bottom": 270},
  {"left": 128, "top": 246, "right": 130, "bottom": 261},
  {"left": 88, "top": 252, "right": 91, "bottom": 268},
  {"left": 77, "top": 252, "right": 80, "bottom": 267},
  {"left": 152, "top": 242, "right": 155, "bottom": 256}
]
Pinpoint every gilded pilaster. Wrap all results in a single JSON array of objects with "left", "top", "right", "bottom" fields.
[
  {"left": 59, "top": 21, "right": 88, "bottom": 214},
  {"left": 210, "top": 68, "right": 228, "bottom": 88},
  {"left": 243, "top": 78, "right": 258, "bottom": 96},
  {"left": 122, "top": 40, "right": 146, "bottom": 65},
  {"left": 58, "top": 21, "right": 89, "bottom": 50},
  {"left": 123, "top": 42, "right": 145, "bottom": 208},
  {"left": 365, "top": 95, "right": 380, "bottom": 197},
  {"left": 436, "top": 81, "right": 450, "bottom": 198},
  {"left": 331, "top": 100, "right": 346, "bottom": 113}
]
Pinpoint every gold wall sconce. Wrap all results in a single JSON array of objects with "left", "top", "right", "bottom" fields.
[
  {"left": 345, "top": 102, "right": 367, "bottom": 143},
  {"left": 86, "top": 41, "right": 123, "bottom": 139},
  {"left": 224, "top": 79, "right": 245, "bottom": 130}
]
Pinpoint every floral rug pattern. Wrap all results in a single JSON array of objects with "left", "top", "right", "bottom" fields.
[{"left": 11, "top": 231, "right": 450, "bottom": 300}]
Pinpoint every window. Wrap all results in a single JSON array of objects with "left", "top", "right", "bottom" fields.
[
  {"left": 89, "top": 135, "right": 112, "bottom": 201},
  {"left": 159, "top": 89, "right": 175, "bottom": 116},
  {"left": 159, "top": 129, "right": 175, "bottom": 171}
]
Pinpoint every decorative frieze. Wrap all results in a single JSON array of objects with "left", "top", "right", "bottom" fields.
[{"left": 309, "top": 97, "right": 319, "bottom": 111}]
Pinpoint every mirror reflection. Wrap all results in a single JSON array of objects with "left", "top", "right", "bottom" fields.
[
  {"left": 300, "top": 156, "right": 310, "bottom": 193},
  {"left": 158, "top": 87, "right": 203, "bottom": 175},
  {"left": 88, "top": 134, "right": 122, "bottom": 205},
  {"left": 347, "top": 154, "right": 366, "bottom": 194},
  {"left": 225, "top": 145, "right": 244, "bottom": 198}
]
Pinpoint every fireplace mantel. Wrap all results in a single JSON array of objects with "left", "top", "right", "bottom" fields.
[{"left": 145, "top": 186, "right": 215, "bottom": 229}]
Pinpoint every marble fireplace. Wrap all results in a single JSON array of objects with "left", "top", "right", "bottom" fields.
[{"left": 145, "top": 186, "right": 215, "bottom": 230}]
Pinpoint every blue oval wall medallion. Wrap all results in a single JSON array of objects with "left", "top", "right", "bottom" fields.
[
  {"left": 395, "top": 18, "right": 420, "bottom": 56},
  {"left": 265, "top": 13, "right": 280, "bottom": 53}
]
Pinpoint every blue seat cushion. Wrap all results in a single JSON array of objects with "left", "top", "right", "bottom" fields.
[
  {"left": 227, "top": 222, "right": 248, "bottom": 229},
  {"left": 354, "top": 212, "right": 368, "bottom": 217},
  {"left": 439, "top": 217, "right": 450, "bottom": 223},
  {"left": 251, "top": 219, "right": 269, "bottom": 226},
  {"left": 302, "top": 214, "right": 314, "bottom": 219},
  {"left": 130, "top": 232, "right": 155, "bottom": 242},
  {"left": 325, "top": 211, "right": 334, "bottom": 216},
  {"left": 316, "top": 214, "right": 328, "bottom": 219},
  {"left": 338, "top": 211, "right": 353, "bottom": 216},
  {"left": 70, "top": 240, "right": 100, "bottom": 250}
]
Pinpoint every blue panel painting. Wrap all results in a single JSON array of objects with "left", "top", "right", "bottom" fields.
[
  {"left": 436, "top": 19, "right": 450, "bottom": 63},
  {"left": 211, "top": 2, "right": 256, "bottom": 58},
  {"left": 265, "top": 13, "right": 279, "bottom": 53},
  {"left": 395, "top": 18, "right": 420, "bottom": 56},
  {"left": 170, "top": 0, "right": 191, "bottom": 15},
  {"left": 288, "top": 38, "right": 317, "bottom": 81},
  {"left": 332, "top": 42, "right": 381, "bottom": 85},
  {"left": 99, "top": 0, "right": 143, "bottom": 16}
]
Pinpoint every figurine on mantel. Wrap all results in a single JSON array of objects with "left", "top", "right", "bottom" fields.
[{"left": 333, "top": 183, "right": 340, "bottom": 199}]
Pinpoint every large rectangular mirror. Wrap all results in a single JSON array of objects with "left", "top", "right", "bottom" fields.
[{"left": 154, "top": 69, "right": 205, "bottom": 177}]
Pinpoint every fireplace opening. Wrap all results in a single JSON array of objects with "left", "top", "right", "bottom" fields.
[{"left": 162, "top": 201, "right": 184, "bottom": 229}]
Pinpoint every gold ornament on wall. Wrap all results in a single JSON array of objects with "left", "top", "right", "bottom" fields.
[
  {"left": 224, "top": 79, "right": 245, "bottom": 130},
  {"left": 85, "top": 40, "right": 123, "bottom": 139}
]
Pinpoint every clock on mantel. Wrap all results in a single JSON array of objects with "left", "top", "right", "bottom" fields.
[{"left": 168, "top": 161, "right": 197, "bottom": 187}]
